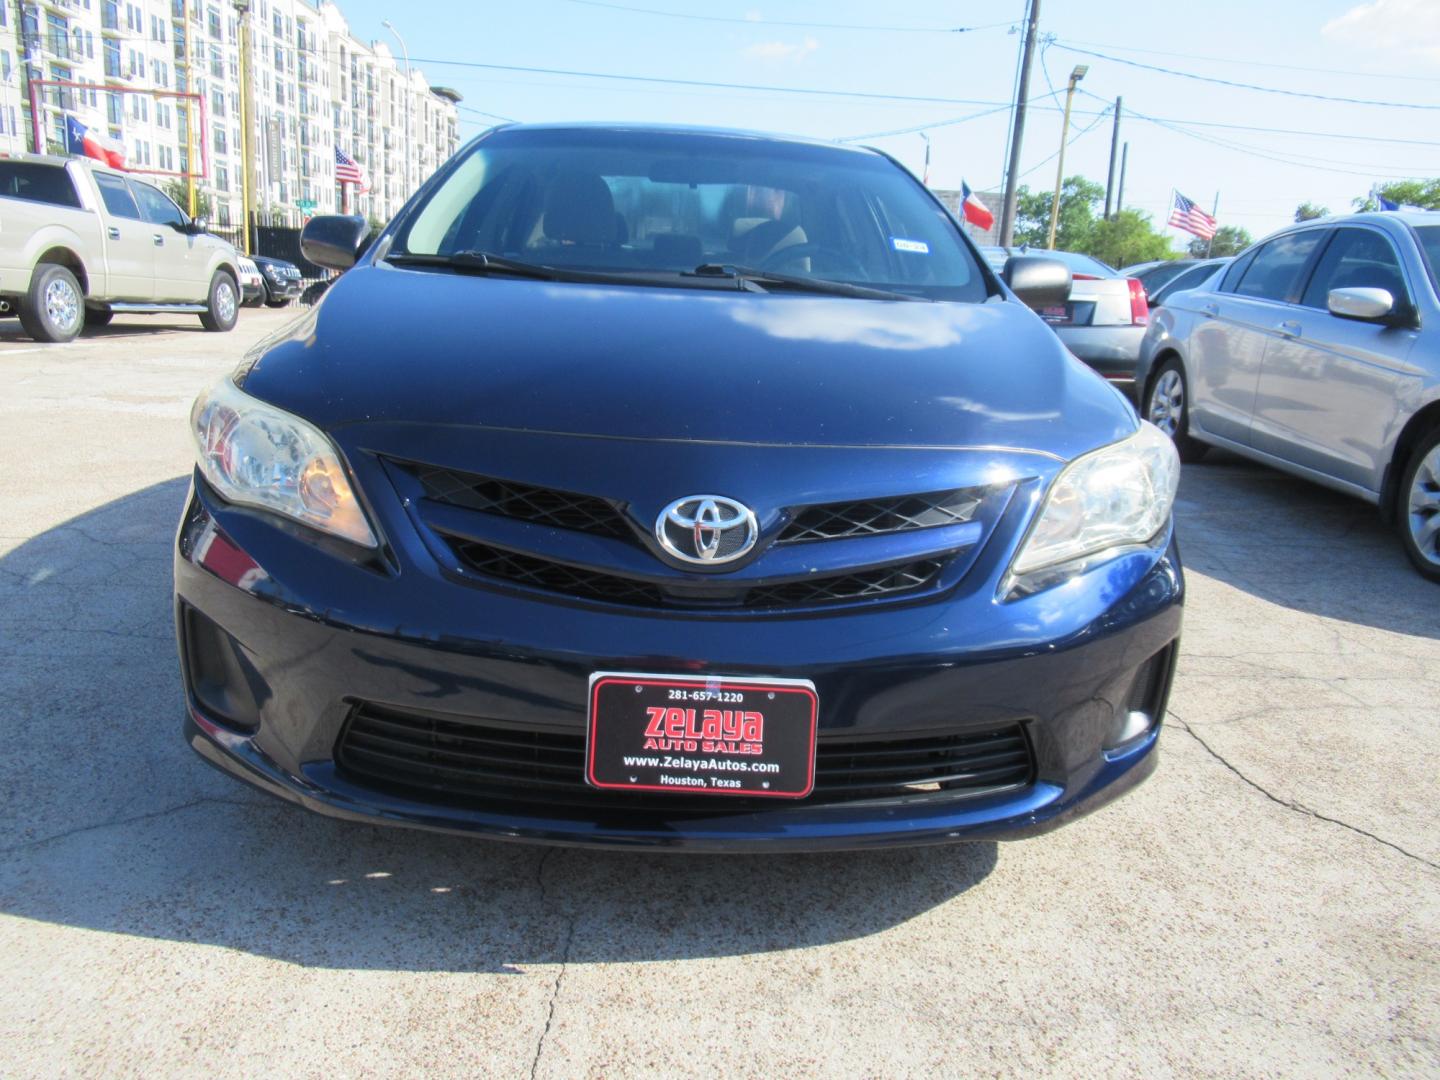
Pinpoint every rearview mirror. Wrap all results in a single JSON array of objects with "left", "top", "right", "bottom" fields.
[
  {"left": 301, "top": 214, "right": 370, "bottom": 271},
  {"left": 1327, "top": 287, "right": 1396, "bottom": 323},
  {"left": 1003, "top": 255, "right": 1072, "bottom": 309},
  {"left": 187, "top": 217, "right": 209, "bottom": 234}
]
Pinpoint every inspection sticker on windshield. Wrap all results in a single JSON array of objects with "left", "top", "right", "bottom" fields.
[
  {"left": 891, "top": 237, "right": 930, "bottom": 254},
  {"left": 587, "top": 673, "right": 818, "bottom": 798}
]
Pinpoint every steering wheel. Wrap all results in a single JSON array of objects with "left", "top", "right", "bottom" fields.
[{"left": 758, "top": 242, "right": 866, "bottom": 277}]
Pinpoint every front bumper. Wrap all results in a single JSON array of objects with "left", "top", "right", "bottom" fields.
[
  {"left": 1055, "top": 324, "right": 1147, "bottom": 381},
  {"left": 175, "top": 476, "right": 1184, "bottom": 852}
]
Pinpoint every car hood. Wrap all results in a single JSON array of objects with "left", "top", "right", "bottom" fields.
[{"left": 238, "top": 265, "right": 1134, "bottom": 458}]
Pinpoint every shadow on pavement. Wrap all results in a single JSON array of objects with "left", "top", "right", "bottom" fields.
[
  {"left": 1176, "top": 450, "right": 1440, "bottom": 639},
  {"left": 0, "top": 478, "right": 997, "bottom": 973}
]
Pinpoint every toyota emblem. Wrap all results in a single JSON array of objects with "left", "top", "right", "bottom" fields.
[{"left": 655, "top": 495, "right": 759, "bottom": 566}]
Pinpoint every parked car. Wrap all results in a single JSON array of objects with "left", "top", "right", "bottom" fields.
[
  {"left": 1138, "top": 211, "right": 1440, "bottom": 580},
  {"left": 1121, "top": 259, "right": 1204, "bottom": 301},
  {"left": 983, "top": 245, "right": 1150, "bottom": 383},
  {"left": 250, "top": 254, "right": 303, "bottom": 307},
  {"left": 179, "top": 123, "right": 1182, "bottom": 850},
  {"left": 236, "top": 255, "right": 265, "bottom": 307},
  {"left": 0, "top": 155, "right": 241, "bottom": 341},
  {"left": 1146, "top": 258, "right": 1230, "bottom": 308}
]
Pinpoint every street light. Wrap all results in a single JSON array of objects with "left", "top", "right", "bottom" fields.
[
  {"left": 1045, "top": 64, "right": 1087, "bottom": 251},
  {"left": 381, "top": 19, "right": 411, "bottom": 212}
]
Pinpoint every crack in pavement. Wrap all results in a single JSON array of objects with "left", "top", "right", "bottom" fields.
[
  {"left": 1171, "top": 713, "right": 1440, "bottom": 874},
  {"left": 1, "top": 795, "right": 266, "bottom": 856},
  {"left": 529, "top": 848, "right": 576, "bottom": 1080}
]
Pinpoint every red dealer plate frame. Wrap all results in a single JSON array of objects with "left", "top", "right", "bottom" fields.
[{"left": 586, "top": 673, "right": 818, "bottom": 798}]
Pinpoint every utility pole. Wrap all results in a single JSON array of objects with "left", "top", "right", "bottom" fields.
[
  {"left": 1103, "top": 96, "right": 1122, "bottom": 220},
  {"left": 998, "top": 0, "right": 1040, "bottom": 248},
  {"left": 1115, "top": 142, "right": 1128, "bottom": 218},
  {"left": 1206, "top": 192, "right": 1220, "bottom": 258},
  {"left": 234, "top": 0, "right": 253, "bottom": 254},
  {"left": 1045, "top": 64, "right": 1087, "bottom": 250},
  {"left": 182, "top": 0, "right": 197, "bottom": 217}
]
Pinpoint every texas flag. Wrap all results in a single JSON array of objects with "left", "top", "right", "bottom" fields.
[
  {"left": 960, "top": 180, "right": 994, "bottom": 232},
  {"left": 64, "top": 113, "right": 126, "bottom": 170}
]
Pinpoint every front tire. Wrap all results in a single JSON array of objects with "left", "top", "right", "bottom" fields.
[
  {"left": 1144, "top": 358, "right": 1209, "bottom": 463},
  {"left": 1397, "top": 427, "right": 1440, "bottom": 583},
  {"left": 19, "top": 263, "right": 84, "bottom": 343},
  {"left": 200, "top": 271, "right": 239, "bottom": 332}
]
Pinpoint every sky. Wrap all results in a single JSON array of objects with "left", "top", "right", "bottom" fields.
[{"left": 337, "top": 0, "right": 1440, "bottom": 246}]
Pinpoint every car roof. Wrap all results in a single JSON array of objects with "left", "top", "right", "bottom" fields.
[{"left": 482, "top": 121, "right": 883, "bottom": 159}]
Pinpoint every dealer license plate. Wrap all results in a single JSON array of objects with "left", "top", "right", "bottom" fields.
[{"left": 586, "top": 673, "right": 818, "bottom": 798}]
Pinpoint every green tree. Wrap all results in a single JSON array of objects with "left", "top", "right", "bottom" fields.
[
  {"left": 1012, "top": 176, "right": 1105, "bottom": 252},
  {"left": 163, "top": 180, "right": 212, "bottom": 220},
  {"left": 1087, "top": 209, "right": 1173, "bottom": 269},
  {"left": 1187, "top": 225, "right": 1252, "bottom": 258},
  {"left": 1353, "top": 179, "right": 1440, "bottom": 211},
  {"left": 1294, "top": 202, "right": 1329, "bottom": 222}
]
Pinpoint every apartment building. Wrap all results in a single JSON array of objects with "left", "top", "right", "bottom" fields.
[{"left": 0, "top": 0, "right": 461, "bottom": 226}]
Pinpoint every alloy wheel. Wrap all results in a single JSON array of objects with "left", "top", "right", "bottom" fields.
[
  {"left": 1148, "top": 369, "right": 1183, "bottom": 437},
  {"left": 1407, "top": 445, "right": 1440, "bottom": 567},
  {"left": 44, "top": 278, "right": 80, "bottom": 333},
  {"left": 216, "top": 281, "right": 236, "bottom": 324}
]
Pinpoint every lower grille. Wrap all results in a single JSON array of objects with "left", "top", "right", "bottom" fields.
[
  {"left": 334, "top": 703, "right": 1035, "bottom": 811},
  {"left": 443, "top": 534, "right": 944, "bottom": 610}
]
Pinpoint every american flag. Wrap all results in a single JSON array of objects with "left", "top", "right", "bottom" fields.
[
  {"left": 1168, "top": 191, "right": 1217, "bottom": 240},
  {"left": 334, "top": 145, "right": 368, "bottom": 192}
]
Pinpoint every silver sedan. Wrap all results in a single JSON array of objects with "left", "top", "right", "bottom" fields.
[{"left": 1137, "top": 210, "right": 1440, "bottom": 580}]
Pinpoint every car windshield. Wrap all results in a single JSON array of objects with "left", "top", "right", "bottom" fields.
[
  {"left": 1414, "top": 225, "right": 1440, "bottom": 293},
  {"left": 392, "top": 127, "right": 989, "bottom": 302}
]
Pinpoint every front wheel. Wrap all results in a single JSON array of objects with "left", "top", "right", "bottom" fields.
[
  {"left": 1397, "top": 428, "right": 1440, "bottom": 583},
  {"left": 200, "top": 271, "right": 239, "bottom": 332},
  {"left": 1144, "top": 358, "right": 1208, "bottom": 463},
  {"left": 19, "top": 263, "right": 84, "bottom": 343}
]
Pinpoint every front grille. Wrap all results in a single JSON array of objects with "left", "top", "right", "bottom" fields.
[
  {"left": 406, "top": 464, "right": 634, "bottom": 539},
  {"left": 779, "top": 488, "right": 986, "bottom": 543},
  {"left": 444, "top": 534, "right": 943, "bottom": 610},
  {"left": 335, "top": 703, "right": 1035, "bottom": 811}
]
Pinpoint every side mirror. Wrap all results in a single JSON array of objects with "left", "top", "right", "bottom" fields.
[
  {"left": 1003, "top": 255, "right": 1072, "bottom": 309},
  {"left": 1327, "top": 287, "right": 1398, "bottom": 323},
  {"left": 187, "top": 217, "right": 209, "bottom": 234},
  {"left": 301, "top": 214, "right": 370, "bottom": 271}
]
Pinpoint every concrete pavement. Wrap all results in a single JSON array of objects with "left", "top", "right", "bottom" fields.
[{"left": 1, "top": 309, "right": 1435, "bottom": 1077}]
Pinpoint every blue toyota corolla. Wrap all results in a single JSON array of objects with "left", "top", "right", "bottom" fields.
[{"left": 176, "top": 124, "right": 1182, "bottom": 851}]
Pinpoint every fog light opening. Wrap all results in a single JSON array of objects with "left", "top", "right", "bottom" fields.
[{"left": 1104, "top": 644, "right": 1175, "bottom": 752}]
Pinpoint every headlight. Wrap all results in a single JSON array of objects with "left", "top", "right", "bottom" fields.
[
  {"left": 1007, "top": 422, "right": 1179, "bottom": 591},
  {"left": 190, "top": 375, "right": 378, "bottom": 548}
]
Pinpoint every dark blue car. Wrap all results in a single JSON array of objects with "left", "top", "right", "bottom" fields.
[{"left": 177, "top": 124, "right": 1183, "bottom": 850}]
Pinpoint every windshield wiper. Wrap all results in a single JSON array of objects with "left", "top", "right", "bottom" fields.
[
  {"left": 687, "top": 263, "right": 928, "bottom": 302},
  {"left": 385, "top": 249, "right": 562, "bottom": 281}
]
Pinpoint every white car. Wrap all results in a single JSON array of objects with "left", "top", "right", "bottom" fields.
[{"left": 236, "top": 255, "right": 264, "bottom": 307}]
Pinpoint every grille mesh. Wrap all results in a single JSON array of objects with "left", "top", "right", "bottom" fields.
[
  {"left": 780, "top": 489, "right": 985, "bottom": 543},
  {"left": 335, "top": 703, "right": 1035, "bottom": 811},
  {"left": 409, "top": 465, "right": 634, "bottom": 539},
  {"left": 444, "top": 534, "right": 943, "bottom": 610}
]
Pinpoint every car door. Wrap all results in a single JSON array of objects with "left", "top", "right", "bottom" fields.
[
  {"left": 1186, "top": 230, "right": 1327, "bottom": 445},
  {"left": 90, "top": 171, "right": 154, "bottom": 300},
  {"left": 1250, "top": 226, "right": 1422, "bottom": 492},
  {"left": 128, "top": 179, "right": 207, "bottom": 302}
]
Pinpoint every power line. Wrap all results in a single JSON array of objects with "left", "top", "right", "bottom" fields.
[
  {"left": 1114, "top": 97, "right": 1431, "bottom": 179},
  {"left": 407, "top": 55, "right": 1024, "bottom": 107},
  {"left": 1055, "top": 44, "right": 1440, "bottom": 111},
  {"left": 458, "top": 104, "right": 518, "bottom": 123},
  {"left": 838, "top": 103, "right": 1020, "bottom": 143},
  {"left": 548, "top": 0, "right": 1021, "bottom": 33},
  {"left": 1056, "top": 37, "right": 1438, "bottom": 82}
]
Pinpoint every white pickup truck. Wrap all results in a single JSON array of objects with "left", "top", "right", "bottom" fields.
[{"left": 0, "top": 155, "right": 242, "bottom": 342}]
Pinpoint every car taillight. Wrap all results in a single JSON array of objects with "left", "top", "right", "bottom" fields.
[{"left": 1127, "top": 278, "right": 1149, "bottom": 326}]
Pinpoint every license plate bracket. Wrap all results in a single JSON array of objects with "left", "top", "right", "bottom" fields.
[{"left": 586, "top": 673, "right": 818, "bottom": 798}]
